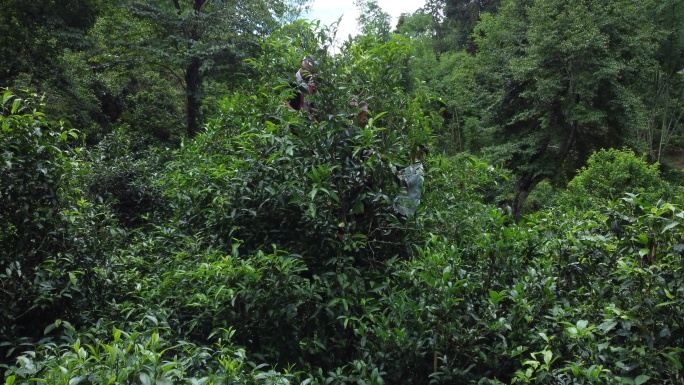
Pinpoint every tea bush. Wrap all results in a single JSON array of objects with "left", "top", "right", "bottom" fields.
[
  {"left": 0, "top": 91, "right": 122, "bottom": 357},
  {"left": 3, "top": 22, "right": 684, "bottom": 385},
  {"left": 2, "top": 324, "right": 309, "bottom": 385},
  {"left": 567, "top": 148, "right": 667, "bottom": 204}
]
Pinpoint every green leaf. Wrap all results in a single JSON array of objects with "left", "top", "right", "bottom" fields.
[
  {"left": 139, "top": 373, "right": 151, "bottom": 385},
  {"left": 156, "top": 377, "right": 173, "bottom": 385},
  {"left": 2, "top": 91, "right": 13, "bottom": 107},
  {"left": 664, "top": 288, "right": 675, "bottom": 300},
  {"left": 113, "top": 327, "right": 121, "bottom": 343},
  {"left": 661, "top": 352, "right": 683, "bottom": 370},
  {"left": 489, "top": 290, "right": 505, "bottom": 305},
  {"left": 634, "top": 375, "right": 650, "bottom": 385},
  {"left": 442, "top": 266, "right": 452, "bottom": 281},
  {"left": 636, "top": 233, "right": 649, "bottom": 245},
  {"left": 5, "top": 375, "right": 15, "bottom": 385},
  {"left": 11, "top": 98, "right": 21, "bottom": 114},
  {"left": 655, "top": 301, "right": 676, "bottom": 308},
  {"left": 597, "top": 321, "right": 617, "bottom": 333},
  {"left": 326, "top": 189, "right": 340, "bottom": 203},
  {"left": 145, "top": 315, "right": 158, "bottom": 326},
  {"left": 373, "top": 111, "right": 388, "bottom": 121},
  {"left": 523, "top": 360, "right": 539, "bottom": 369},
  {"left": 44, "top": 321, "right": 59, "bottom": 335},
  {"left": 661, "top": 221, "right": 678, "bottom": 233},
  {"left": 576, "top": 320, "right": 588, "bottom": 331},
  {"left": 538, "top": 332, "right": 550, "bottom": 342},
  {"left": 69, "top": 376, "right": 86, "bottom": 385},
  {"left": 511, "top": 346, "right": 528, "bottom": 357}
]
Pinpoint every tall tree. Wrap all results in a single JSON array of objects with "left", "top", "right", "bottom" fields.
[
  {"left": 395, "top": 11, "right": 435, "bottom": 39},
  {"left": 474, "top": 0, "right": 660, "bottom": 220},
  {"left": 639, "top": 0, "right": 684, "bottom": 161},
  {"left": 444, "top": 0, "right": 500, "bottom": 52},
  {"left": 0, "top": 0, "right": 100, "bottom": 87},
  {"left": 115, "top": 0, "right": 306, "bottom": 137},
  {"left": 397, "top": 11, "right": 483, "bottom": 153},
  {"left": 355, "top": 0, "right": 392, "bottom": 42},
  {"left": 422, "top": 0, "right": 500, "bottom": 52}
]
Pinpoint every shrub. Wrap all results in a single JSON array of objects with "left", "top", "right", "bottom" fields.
[
  {"left": 0, "top": 91, "right": 122, "bottom": 360},
  {"left": 566, "top": 148, "right": 666, "bottom": 203},
  {"left": 1, "top": 324, "right": 307, "bottom": 385},
  {"left": 87, "top": 126, "right": 172, "bottom": 229},
  {"left": 1, "top": 92, "right": 81, "bottom": 352}
]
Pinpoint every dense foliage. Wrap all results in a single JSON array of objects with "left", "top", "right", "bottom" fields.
[{"left": 2, "top": 1, "right": 684, "bottom": 384}]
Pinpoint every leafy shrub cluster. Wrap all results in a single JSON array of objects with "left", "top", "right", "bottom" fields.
[
  {"left": 0, "top": 91, "right": 123, "bottom": 357},
  {"left": 2, "top": 25, "right": 684, "bottom": 385},
  {"left": 567, "top": 148, "right": 667, "bottom": 204},
  {"left": 5, "top": 323, "right": 308, "bottom": 385}
]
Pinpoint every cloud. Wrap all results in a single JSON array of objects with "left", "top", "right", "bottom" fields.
[
  {"left": 377, "top": 0, "right": 425, "bottom": 20},
  {"left": 304, "top": 4, "right": 359, "bottom": 43},
  {"left": 304, "top": 0, "right": 426, "bottom": 43}
]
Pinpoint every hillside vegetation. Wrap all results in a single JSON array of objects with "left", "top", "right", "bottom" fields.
[{"left": 2, "top": 1, "right": 684, "bottom": 384}]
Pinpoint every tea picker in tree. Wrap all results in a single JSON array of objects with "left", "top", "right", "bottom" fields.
[
  {"left": 337, "top": 100, "right": 374, "bottom": 240},
  {"left": 392, "top": 145, "right": 428, "bottom": 221},
  {"left": 339, "top": 100, "right": 371, "bottom": 157},
  {"left": 286, "top": 57, "right": 318, "bottom": 120},
  {"left": 348, "top": 100, "right": 370, "bottom": 129}
]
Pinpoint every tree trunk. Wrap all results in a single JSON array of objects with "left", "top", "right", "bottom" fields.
[
  {"left": 185, "top": 56, "right": 202, "bottom": 138},
  {"left": 179, "top": 0, "right": 206, "bottom": 138},
  {"left": 512, "top": 171, "right": 542, "bottom": 222}
]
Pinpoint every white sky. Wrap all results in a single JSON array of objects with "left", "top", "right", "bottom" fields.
[{"left": 304, "top": 0, "right": 427, "bottom": 42}]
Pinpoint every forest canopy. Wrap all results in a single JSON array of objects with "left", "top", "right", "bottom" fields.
[{"left": 2, "top": 0, "right": 684, "bottom": 384}]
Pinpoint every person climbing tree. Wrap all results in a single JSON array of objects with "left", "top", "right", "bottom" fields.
[
  {"left": 337, "top": 100, "right": 373, "bottom": 240},
  {"left": 286, "top": 57, "right": 318, "bottom": 118}
]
